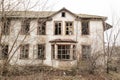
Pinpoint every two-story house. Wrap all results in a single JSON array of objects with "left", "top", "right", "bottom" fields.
[{"left": 0, "top": 8, "right": 111, "bottom": 69}]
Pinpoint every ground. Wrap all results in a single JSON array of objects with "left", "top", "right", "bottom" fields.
[{"left": 0, "top": 65, "right": 120, "bottom": 80}]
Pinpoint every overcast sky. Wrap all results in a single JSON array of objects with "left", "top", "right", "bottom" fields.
[{"left": 46, "top": 0, "right": 120, "bottom": 23}]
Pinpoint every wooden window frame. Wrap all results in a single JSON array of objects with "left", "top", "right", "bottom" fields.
[
  {"left": 81, "top": 45, "right": 91, "bottom": 60},
  {"left": 0, "top": 44, "right": 9, "bottom": 60},
  {"left": 37, "top": 44, "right": 46, "bottom": 59},
  {"left": 37, "top": 20, "right": 46, "bottom": 35},
  {"left": 65, "top": 21, "right": 74, "bottom": 35},
  {"left": 20, "top": 44, "right": 29, "bottom": 59},
  {"left": 54, "top": 21, "right": 62, "bottom": 35},
  {"left": 57, "top": 45, "right": 71, "bottom": 60},
  {"left": 20, "top": 19, "right": 30, "bottom": 35},
  {"left": 2, "top": 19, "right": 11, "bottom": 35},
  {"left": 81, "top": 20, "right": 90, "bottom": 35}
]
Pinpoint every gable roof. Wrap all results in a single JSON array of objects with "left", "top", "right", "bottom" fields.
[{"left": 0, "top": 8, "right": 107, "bottom": 20}]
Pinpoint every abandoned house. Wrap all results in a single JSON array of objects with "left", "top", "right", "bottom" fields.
[{"left": 0, "top": 8, "right": 112, "bottom": 69}]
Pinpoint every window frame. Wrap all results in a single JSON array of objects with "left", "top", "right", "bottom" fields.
[
  {"left": 20, "top": 44, "right": 29, "bottom": 59},
  {"left": 0, "top": 44, "right": 9, "bottom": 60},
  {"left": 65, "top": 21, "right": 74, "bottom": 35},
  {"left": 1, "top": 19, "right": 11, "bottom": 35},
  {"left": 37, "top": 20, "right": 46, "bottom": 35},
  {"left": 61, "top": 12, "right": 66, "bottom": 17},
  {"left": 20, "top": 19, "right": 30, "bottom": 35},
  {"left": 54, "top": 21, "right": 62, "bottom": 35},
  {"left": 51, "top": 44, "right": 76, "bottom": 60},
  {"left": 81, "top": 45, "right": 91, "bottom": 60},
  {"left": 81, "top": 20, "right": 90, "bottom": 35},
  {"left": 57, "top": 45, "right": 71, "bottom": 60},
  {"left": 37, "top": 44, "right": 46, "bottom": 59}
]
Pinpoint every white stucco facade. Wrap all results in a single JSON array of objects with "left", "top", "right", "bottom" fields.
[{"left": 0, "top": 8, "right": 108, "bottom": 69}]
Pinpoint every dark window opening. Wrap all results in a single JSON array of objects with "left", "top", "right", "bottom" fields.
[
  {"left": 38, "top": 20, "right": 46, "bottom": 35},
  {"left": 54, "top": 22, "right": 62, "bottom": 35},
  {"left": 21, "top": 19, "right": 30, "bottom": 35},
  {"left": 2, "top": 19, "right": 10, "bottom": 35},
  {"left": 61, "top": 12, "right": 65, "bottom": 17},
  {"left": 82, "top": 21, "right": 89, "bottom": 35},
  {"left": 0, "top": 45, "right": 9, "bottom": 60},
  {"left": 37, "top": 44, "right": 45, "bottom": 59},
  {"left": 82, "top": 45, "right": 91, "bottom": 60},
  {"left": 65, "top": 22, "right": 73, "bottom": 35},
  {"left": 20, "top": 44, "right": 29, "bottom": 59}
]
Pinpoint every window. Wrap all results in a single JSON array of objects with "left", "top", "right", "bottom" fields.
[
  {"left": 65, "top": 22, "right": 73, "bottom": 35},
  {"left": 37, "top": 20, "right": 46, "bottom": 35},
  {"left": 21, "top": 19, "right": 30, "bottom": 35},
  {"left": 51, "top": 44, "right": 76, "bottom": 60},
  {"left": 2, "top": 19, "right": 10, "bottom": 35},
  {"left": 82, "top": 45, "right": 91, "bottom": 60},
  {"left": 51, "top": 45, "right": 55, "bottom": 59},
  {"left": 20, "top": 44, "right": 29, "bottom": 59},
  {"left": 58, "top": 45, "right": 70, "bottom": 60},
  {"left": 81, "top": 21, "right": 89, "bottom": 35},
  {"left": 61, "top": 12, "right": 65, "bottom": 17},
  {"left": 37, "top": 44, "right": 45, "bottom": 59},
  {"left": 0, "top": 45, "right": 9, "bottom": 59},
  {"left": 54, "top": 21, "right": 62, "bottom": 35}
]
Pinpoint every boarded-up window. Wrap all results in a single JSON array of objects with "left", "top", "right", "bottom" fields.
[
  {"left": 65, "top": 22, "right": 73, "bottom": 35},
  {"left": 37, "top": 44, "right": 45, "bottom": 59},
  {"left": 20, "top": 44, "right": 29, "bottom": 59},
  {"left": 82, "top": 45, "right": 91, "bottom": 60},
  {"left": 82, "top": 21, "right": 89, "bottom": 35},
  {"left": 21, "top": 19, "right": 30, "bottom": 35},
  {"left": 54, "top": 21, "right": 62, "bottom": 35},
  {"left": 2, "top": 19, "right": 10, "bottom": 35},
  {"left": 37, "top": 20, "right": 46, "bottom": 35},
  {"left": 0, "top": 45, "right": 9, "bottom": 59}
]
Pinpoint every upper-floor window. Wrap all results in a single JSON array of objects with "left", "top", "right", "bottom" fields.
[
  {"left": 37, "top": 20, "right": 46, "bottom": 35},
  {"left": 37, "top": 44, "right": 45, "bottom": 59},
  {"left": 65, "top": 22, "right": 73, "bottom": 35},
  {"left": 81, "top": 21, "right": 89, "bottom": 35},
  {"left": 0, "top": 45, "right": 9, "bottom": 60},
  {"left": 82, "top": 45, "right": 91, "bottom": 60},
  {"left": 21, "top": 19, "right": 30, "bottom": 35},
  {"left": 54, "top": 21, "right": 62, "bottom": 35},
  {"left": 2, "top": 19, "right": 10, "bottom": 35},
  {"left": 61, "top": 12, "right": 65, "bottom": 17},
  {"left": 20, "top": 44, "right": 29, "bottom": 59}
]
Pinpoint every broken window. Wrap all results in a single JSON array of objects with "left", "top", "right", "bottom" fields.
[
  {"left": 54, "top": 21, "right": 62, "bottom": 35},
  {"left": 21, "top": 19, "right": 30, "bottom": 35},
  {"left": 37, "top": 44, "right": 45, "bottom": 59},
  {"left": 2, "top": 19, "right": 10, "bottom": 35},
  {"left": 0, "top": 45, "right": 9, "bottom": 60},
  {"left": 82, "top": 45, "right": 91, "bottom": 60},
  {"left": 81, "top": 21, "right": 89, "bottom": 35},
  {"left": 61, "top": 12, "right": 65, "bottom": 17},
  {"left": 65, "top": 22, "right": 73, "bottom": 35},
  {"left": 58, "top": 45, "right": 70, "bottom": 60},
  {"left": 37, "top": 20, "right": 46, "bottom": 35},
  {"left": 20, "top": 44, "right": 29, "bottom": 59}
]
